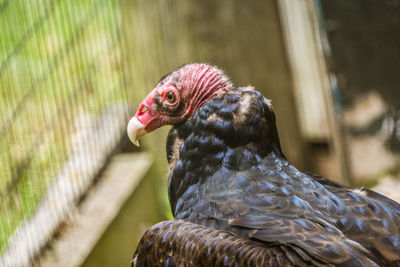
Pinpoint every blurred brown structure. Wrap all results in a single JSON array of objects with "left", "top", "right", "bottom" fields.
[{"left": 321, "top": 0, "right": 400, "bottom": 185}]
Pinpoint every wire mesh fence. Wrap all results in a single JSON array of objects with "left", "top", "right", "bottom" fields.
[{"left": 0, "top": 0, "right": 134, "bottom": 264}]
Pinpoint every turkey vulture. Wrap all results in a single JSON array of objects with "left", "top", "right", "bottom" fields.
[{"left": 127, "top": 63, "right": 400, "bottom": 266}]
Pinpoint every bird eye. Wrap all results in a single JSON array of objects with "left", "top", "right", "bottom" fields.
[{"left": 165, "top": 91, "right": 176, "bottom": 103}]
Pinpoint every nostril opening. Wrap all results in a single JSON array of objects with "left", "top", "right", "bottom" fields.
[{"left": 138, "top": 104, "right": 148, "bottom": 115}]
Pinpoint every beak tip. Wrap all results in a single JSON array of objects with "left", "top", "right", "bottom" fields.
[
  {"left": 132, "top": 139, "right": 140, "bottom": 147},
  {"left": 127, "top": 117, "right": 146, "bottom": 147}
]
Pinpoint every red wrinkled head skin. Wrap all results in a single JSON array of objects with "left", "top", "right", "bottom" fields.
[{"left": 134, "top": 63, "right": 233, "bottom": 133}]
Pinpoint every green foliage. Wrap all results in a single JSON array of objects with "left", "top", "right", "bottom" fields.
[{"left": 0, "top": 0, "right": 127, "bottom": 253}]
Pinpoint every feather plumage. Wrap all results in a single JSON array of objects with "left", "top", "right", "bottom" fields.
[{"left": 130, "top": 65, "right": 400, "bottom": 266}]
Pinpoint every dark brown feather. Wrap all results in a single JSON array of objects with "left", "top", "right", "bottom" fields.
[{"left": 132, "top": 220, "right": 330, "bottom": 267}]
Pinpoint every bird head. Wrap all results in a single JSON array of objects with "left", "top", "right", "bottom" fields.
[{"left": 127, "top": 63, "right": 232, "bottom": 146}]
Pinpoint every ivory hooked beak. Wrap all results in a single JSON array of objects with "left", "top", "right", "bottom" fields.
[{"left": 127, "top": 117, "right": 147, "bottom": 147}]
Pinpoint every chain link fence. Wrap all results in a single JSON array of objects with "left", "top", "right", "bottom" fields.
[{"left": 0, "top": 0, "right": 134, "bottom": 265}]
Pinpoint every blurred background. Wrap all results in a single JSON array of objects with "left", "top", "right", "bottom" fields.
[{"left": 0, "top": 0, "right": 399, "bottom": 266}]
